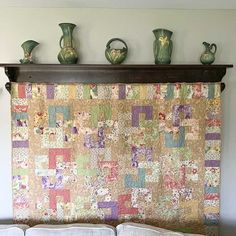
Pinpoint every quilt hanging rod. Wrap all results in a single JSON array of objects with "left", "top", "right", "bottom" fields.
[{"left": 4, "top": 82, "right": 226, "bottom": 94}]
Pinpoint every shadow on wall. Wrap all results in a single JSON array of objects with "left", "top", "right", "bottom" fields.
[{"left": 220, "top": 221, "right": 236, "bottom": 236}]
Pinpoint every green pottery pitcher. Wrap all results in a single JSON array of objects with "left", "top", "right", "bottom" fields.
[
  {"left": 57, "top": 23, "right": 78, "bottom": 64},
  {"left": 200, "top": 42, "right": 217, "bottom": 65},
  {"left": 20, "top": 40, "right": 39, "bottom": 64},
  {"left": 153, "top": 28, "right": 173, "bottom": 64}
]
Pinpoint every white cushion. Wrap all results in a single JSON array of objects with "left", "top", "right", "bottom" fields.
[
  {"left": 0, "top": 224, "right": 29, "bottom": 236},
  {"left": 116, "top": 223, "right": 205, "bottom": 236},
  {"left": 26, "top": 223, "right": 116, "bottom": 236}
]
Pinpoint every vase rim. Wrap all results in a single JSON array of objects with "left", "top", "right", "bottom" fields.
[
  {"left": 59, "top": 23, "right": 77, "bottom": 28},
  {"left": 21, "top": 40, "right": 39, "bottom": 48},
  {"left": 152, "top": 28, "right": 173, "bottom": 34},
  {"left": 21, "top": 40, "right": 39, "bottom": 44}
]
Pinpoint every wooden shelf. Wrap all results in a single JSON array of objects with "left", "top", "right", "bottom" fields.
[{"left": 0, "top": 64, "right": 233, "bottom": 93}]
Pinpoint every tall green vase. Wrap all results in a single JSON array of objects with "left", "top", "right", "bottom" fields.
[
  {"left": 57, "top": 23, "right": 78, "bottom": 64},
  {"left": 153, "top": 28, "right": 173, "bottom": 64}
]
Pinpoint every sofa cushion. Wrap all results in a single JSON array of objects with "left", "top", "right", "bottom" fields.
[
  {"left": 116, "top": 223, "right": 205, "bottom": 236},
  {"left": 26, "top": 223, "right": 116, "bottom": 236},
  {"left": 0, "top": 224, "right": 29, "bottom": 236}
]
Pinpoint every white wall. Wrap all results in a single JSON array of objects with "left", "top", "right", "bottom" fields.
[{"left": 0, "top": 8, "right": 235, "bottom": 235}]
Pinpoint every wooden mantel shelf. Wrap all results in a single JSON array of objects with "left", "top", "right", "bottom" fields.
[{"left": 0, "top": 64, "right": 233, "bottom": 93}]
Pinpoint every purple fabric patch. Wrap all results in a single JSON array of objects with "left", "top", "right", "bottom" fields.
[
  {"left": 84, "top": 127, "right": 105, "bottom": 148},
  {"left": 47, "top": 85, "right": 55, "bottom": 99},
  {"left": 12, "top": 140, "right": 29, "bottom": 148},
  {"left": 132, "top": 106, "right": 153, "bottom": 127},
  {"left": 131, "top": 146, "right": 153, "bottom": 167},
  {"left": 98, "top": 201, "right": 118, "bottom": 220},
  {"left": 42, "top": 169, "right": 63, "bottom": 189},
  {"left": 205, "top": 160, "right": 220, "bottom": 167},
  {"left": 205, "top": 133, "right": 221, "bottom": 140},
  {"left": 119, "top": 84, "right": 126, "bottom": 99},
  {"left": 172, "top": 105, "right": 192, "bottom": 127}
]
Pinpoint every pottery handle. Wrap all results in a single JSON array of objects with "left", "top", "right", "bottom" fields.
[
  {"left": 59, "top": 36, "right": 64, "bottom": 49},
  {"left": 211, "top": 43, "right": 217, "bottom": 54},
  {"left": 106, "top": 38, "right": 128, "bottom": 51}
]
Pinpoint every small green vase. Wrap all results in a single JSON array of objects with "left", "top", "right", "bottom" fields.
[
  {"left": 153, "top": 28, "right": 173, "bottom": 64},
  {"left": 57, "top": 23, "right": 78, "bottom": 64},
  {"left": 20, "top": 40, "right": 39, "bottom": 64}
]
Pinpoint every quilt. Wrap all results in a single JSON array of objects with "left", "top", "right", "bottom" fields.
[{"left": 11, "top": 82, "right": 221, "bottom": 235}]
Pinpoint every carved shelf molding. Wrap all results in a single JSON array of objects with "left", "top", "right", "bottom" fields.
[{"left": 0, "top": 64, "right": 233, "bottom": 93}]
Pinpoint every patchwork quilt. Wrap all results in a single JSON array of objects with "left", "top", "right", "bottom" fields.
[{"left": 11, "top": 83, "right": 221, "bottom": 235}]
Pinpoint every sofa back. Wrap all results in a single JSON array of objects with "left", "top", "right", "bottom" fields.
[
  {"left": 25, "top": 224, "right": 116, "bottom": 236},
  {"left": 0, "top": 223, "right": 205, "bottom": 236},
  {"left": 0, "top": 224, "right": 29, "bottom": 236},
  {"left": 117, "top": 223, "right": 205, "bottom": 236}
]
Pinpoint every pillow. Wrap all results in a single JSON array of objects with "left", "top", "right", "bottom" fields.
[
  {"left": 26, "top": 223, "right": 116, "bottom": 236},
  {"left": 116, "top": 223, "right": 205, "bottom": 236},
  {"left": 0, "top": 224, "right": 29, "bottom": 236}
]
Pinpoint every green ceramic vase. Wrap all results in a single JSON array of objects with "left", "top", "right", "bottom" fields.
[
  {"left": 200, "top": 42, "right": 217, "bottom": 65},
  {"left": 20, "top": 40, "right": 39, "bottom": 64},
  {"left": 105, "top": 38, "right": 128, "bottom": 64},
  {"left": 57, "top": 23, "right": 78, "bottom": 64},
  {"left": 153, "top": 28, "right": 173, "bottom": 64}
]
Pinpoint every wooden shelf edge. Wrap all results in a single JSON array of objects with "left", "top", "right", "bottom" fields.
[
  {"left": 1, "top": 64, "right": 233, "bottom": 93},
  {"left": 0, "top": 63, "right": 233, "bottom": 69}
]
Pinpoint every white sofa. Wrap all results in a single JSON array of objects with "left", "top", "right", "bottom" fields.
[
  {"left": 25, "top": 224, "right": 116, "bottom": 236},
  {"left": 116, "top": 223, "right": 205, "bottom": 236},
  {"left": 0, "top": 223, "right": 205, "bottom": 236},
  {"left": 0, "top": 224, "right": 29, "bottom": 236}
]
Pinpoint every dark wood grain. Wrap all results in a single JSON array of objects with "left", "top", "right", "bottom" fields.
[{"left": 0, "top": 64, "right": 233, "bottom": 93}]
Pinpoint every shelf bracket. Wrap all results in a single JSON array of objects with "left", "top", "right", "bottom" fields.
[{"left": 5, "top": 82, "right": 11, "bottom": 93}]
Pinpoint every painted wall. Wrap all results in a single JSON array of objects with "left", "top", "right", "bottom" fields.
[{"left": 0, "top": 8, "right": 235, "bottom": 235}]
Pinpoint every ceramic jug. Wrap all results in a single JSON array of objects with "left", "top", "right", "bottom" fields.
[
  {"left": 20, "top": 40, "right": 39, "bottom": 64},
  {"left": 153, "top": 28, "right": 173, "bottom": 64},
  {"left": 200, "top": 42, "right": 217, "bottom": 65},
  {"left": 57, "top": 23, "right": 78, "bottom": 64}
]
